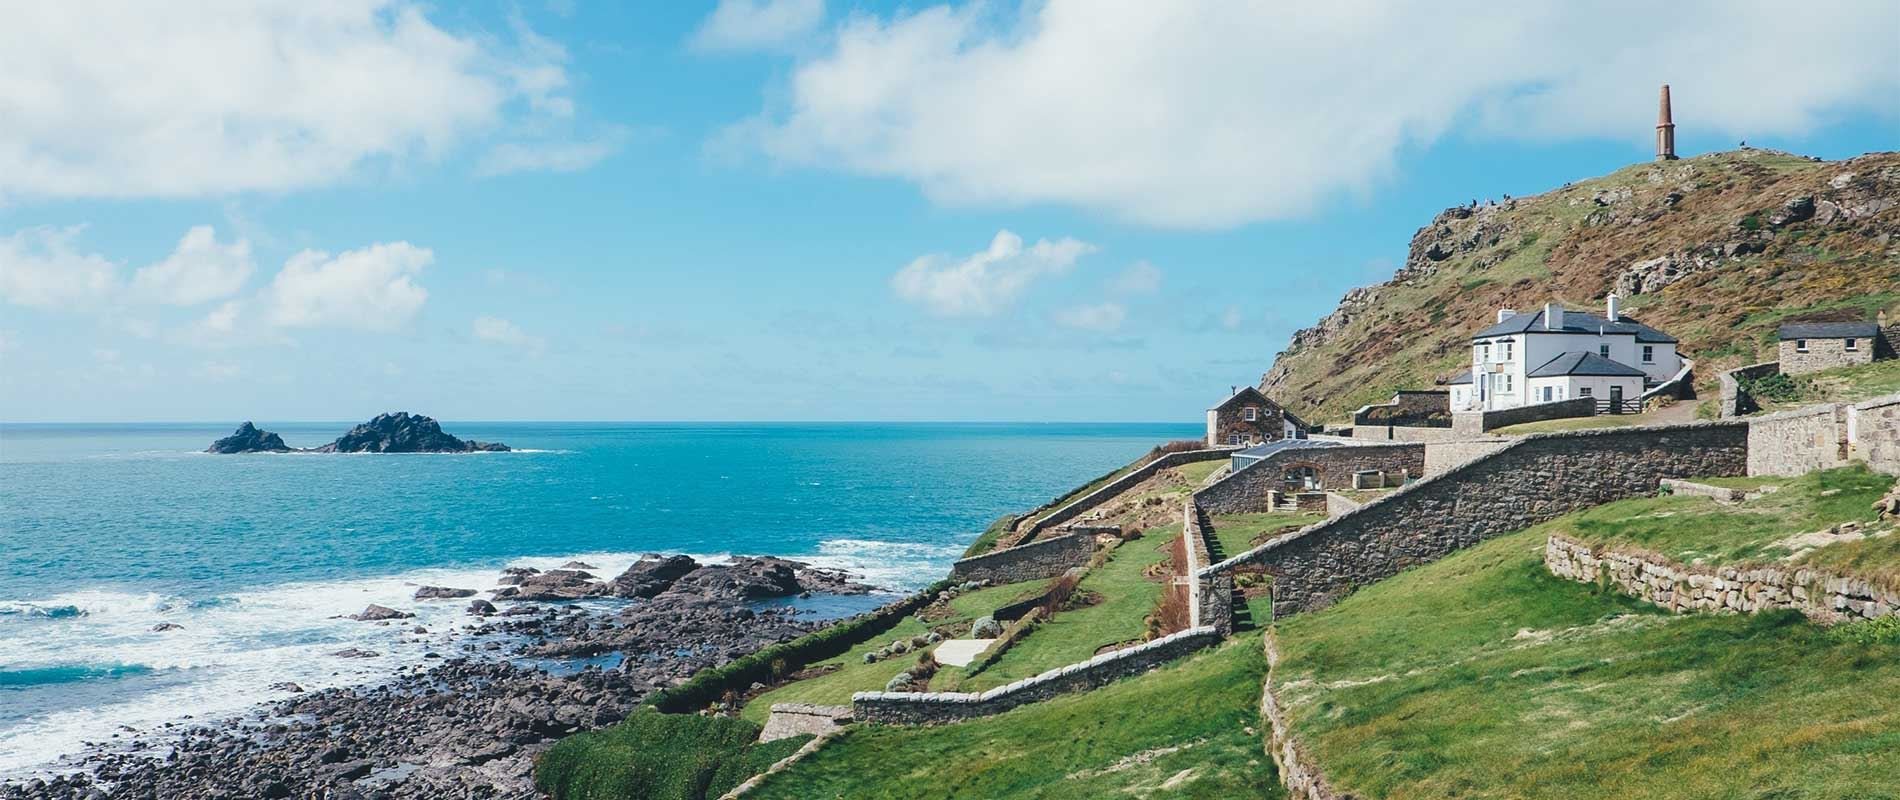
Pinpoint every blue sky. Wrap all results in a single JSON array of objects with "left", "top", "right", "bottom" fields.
[{"left": 2, "top": 1, "right": 1897, "bottom": 423}]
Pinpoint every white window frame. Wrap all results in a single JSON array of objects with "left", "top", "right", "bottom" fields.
[
  {"left": 1228, "top": 433, "right": 1240, "bottom": 445},
  {"left": 1846, "top": 338, "right": 1860, "bottom": 352},
  {"left": 1501, "top": 340, "right": 1514, "bottom": 361},
  {"left": 1641, "top": 344, "right": 1655, "bottom": 363},
  {"left": 1479, "top": 342, "right": 1491, "bottom": 362},
  {"left": 1796, "top": 339, "right": 1810, "bottom": 353},
  {"left": 1599, "top": 344, "right": 1611, "bottom": 359},
  {"left": 1580, "top": 386, "right": 1593, "bottom": 397},
  {"left": 1244, "top": 407, "right": 1258, "bottom": 421}
]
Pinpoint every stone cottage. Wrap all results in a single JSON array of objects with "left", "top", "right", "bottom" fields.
[
  {"left": 1207, "top": 386, "right": 1307, "bottom": 447},
  {"left": 1778, "top": 321, "right": 1883, "bottom": 375}
]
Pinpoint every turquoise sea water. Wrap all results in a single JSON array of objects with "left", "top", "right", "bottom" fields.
[{"left": 0, "top": 420, "right": 1194, "bottom": 774}]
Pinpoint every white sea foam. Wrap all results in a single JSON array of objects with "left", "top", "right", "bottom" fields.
[{"left": 0, "top": 542, "right": 947, "bottom": 776}]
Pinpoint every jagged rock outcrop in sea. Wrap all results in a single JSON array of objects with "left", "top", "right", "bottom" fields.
[
  {"left": 312, "top": 412, "right": 509, "bottom": 453},
  {"left": 205, "top": 422, "right": 293, "bottom": 454}
]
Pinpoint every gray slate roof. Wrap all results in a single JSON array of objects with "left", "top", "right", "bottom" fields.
[
  {"left": 1441, "top": 369, "right": 1473, "bottom": 385},
  {"left": 1473, "top": 309, "right": 1677, "bottom": 344},
  {"left": 1233, "top": 439, "right": 1339, "bottom": 460},
  {"left": 1778, "top": 321, "right": 1879, "bottom": 340},
  {"left": 1527, "top": 351, "right": 1648, "bottom": 378}
]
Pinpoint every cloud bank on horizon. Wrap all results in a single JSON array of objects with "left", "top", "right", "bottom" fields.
[{"left": 739, "top": 0, "right": 1900, "bottom": 227}]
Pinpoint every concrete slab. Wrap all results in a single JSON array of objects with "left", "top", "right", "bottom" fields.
[{"left": 933, "top": 638, "right": 996, "bottom": 667}]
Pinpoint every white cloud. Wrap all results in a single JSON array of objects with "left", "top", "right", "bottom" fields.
[
  {"left": 1053, "top": 301, "right": 1126, "bottom": 332},
  {"left": 130, "top": 226, "right": 254, "bottom": 305},
  {"left": 472, "top": 315, "right": 546, "bottom": 352},
  {"left": 197, "top": 301, "right": 243, "bottom": 336},
  {"left": 265, "top": 242, "right": 432, "bottom": 331},
  {"left": 692, "top": 0, "right": 826, "bottom": 52},
  {"left": 1220, "top": 306, "right": 1243, "bottom": 332},
  {"left": 742, "top": 1, "right": 1900, "bottom": 228},
  {"left": 891, "top": 230, "right": 1094, "bottom": 316},
  {"left": 477, "top": 130, "right": 626, "bottom": 176},
  {"left": 0, "top": 226, "right": 120, "bottom": 308},
  {"left": 1109, "top": 261, "right": 1161, "bottom": 295},
  {"left": 0, "top": 1, "right": 586, "bottom": 199}
]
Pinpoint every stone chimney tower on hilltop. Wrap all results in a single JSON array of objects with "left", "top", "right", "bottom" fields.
[{"left": 1656, "top": 84, "right": 1677, "bottom": 161}]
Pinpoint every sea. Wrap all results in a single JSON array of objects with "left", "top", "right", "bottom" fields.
[{"left": 0, "top": 420, "right": 1195, "bottom": 776}]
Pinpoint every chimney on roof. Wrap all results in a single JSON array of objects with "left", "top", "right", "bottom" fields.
[
  {"left": 1544, "top": 302, "right": 1564, "bottom": 331},
  {"left": 1497, "top": 308, "right": 1519, "bottom": 323},
  {"left": 1656, "top": 84, "right": 1678, "bottom": 161},
  {"left": 1230, "top": 385, "right": 1237, "bottom": 396},
  {"left": 1607, "top": 293, "right": 1621, "bottom": 322}
]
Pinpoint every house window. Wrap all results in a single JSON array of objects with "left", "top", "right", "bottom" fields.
[
  {"left": 1542, "top": 387, "right": 1554, "bottom": 402},
  {"left": 1846, "top": 338, "right": 1860, "bottom": 352},
  {"left": 1501, "top": 340, "right": 1514, "bottom": 361},
  {"left": 1599, "top": 344, "right": 1611, "bottom": 359},
  {"left": 1479, "top": 342, "right": 1491, "bottom": 362},
  {"left": 1244, "top": 407, "right": 1258, "bottom": 421},
  {"left": 1229, "top": 433, "right": 1240, "bottom": 445},
  {"left": 1796, "top": 339, "right": 1810, "bottom": 353},
  {"left": 1580, "top": 387, "right": 1593, "bottom": 397},
  {"left": 1641, "top": 345, "right": 1655, "bottom": 363}
]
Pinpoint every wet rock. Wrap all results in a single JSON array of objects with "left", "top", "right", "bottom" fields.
[
  {"left": 466, "top": 599, "right": 498, "bottom": 616},
  {"left": 348, "top": 605, "right": 413, "bottom": 622},
  {"left": 311, "top": 412, "right": 509, "bottom": 453},
  {"left": 413, "top": 586, "right": 477, "bottom": 600},
  {"left": 150, "top": 622, "right": 184, "bottom": 632},
  {"left": 606, "top": 554, "right": 699, "bottom": 599},
  {"left": 205, "top": 422, "right": 292, "bottom": 454}
]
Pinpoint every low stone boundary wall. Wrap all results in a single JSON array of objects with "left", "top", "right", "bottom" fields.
[
  {"left": 1747, "top": 403, "right": 1849, "bottom": 476},
  {"left": 1720, "top": 361, "right": 1780, "bottom": 418},
  {"left": 1202, "top": 422, "right": 1749, "bottom": 619},
  {"left": 1348, "top": 424, "right": 1466, "bottom": 442},
  {"left": 718, "top": 729, "right": 842, "bottom": 799},
  {"left": 1544, "top": 534, "right": 1900, "bottom": 623},
  {"left": 1659, "top": 478, "right": 1747, "bottom": 503},
  {"left": 1324, "top": 492, "right": 1363, "bottom": 516},
  {"left": 1351, "top": 390, "right": 1450, "bottom": 427},
  {"left": 950, "top": 531, "right": 1094, "bottom": 585},
  {"left": 1018, "top": 449, "right": 1234, "bottom": 540},
  {"left": 1181, "top": 501, "right": 1232, "bottom": 635},
  {"left": 852, "top": 627, "right": 1221, "bottom": 725},
  {"left": 1196, "top": 443, "right": 1424, "bottom": 515},
  {"left": 1452, "top": 397, "right": 1598, "bottom": 435},
  {"left": 759, "top": 703, "right": 853, "bottom": 742},
  {"left": 1261, "top": 629, "right": 1344, "bottom": 800}
]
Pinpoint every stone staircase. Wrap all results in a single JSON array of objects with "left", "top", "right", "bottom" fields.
[{"left": 1196, "top": 507, "right": 1255, "bottom": 632}]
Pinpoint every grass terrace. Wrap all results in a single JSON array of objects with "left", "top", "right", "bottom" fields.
[
  {"left": 1553, "top": 464, "right": 1896, "bottom": 582},
  {"left": 747, "top": 635, "right": 1283, "bottom": 800},
  {"left": 1271, "top": 521, "right": 1900, "bottom": 799},
  {"left": 1206, "top": 512, "right": 1327, "bottom": 559},
  {"left": 738, "top": 578, "right": 1048, "bottom": 724}
]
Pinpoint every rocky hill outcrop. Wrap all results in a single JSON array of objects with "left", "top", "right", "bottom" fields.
[
  {"left": 312, "top": 412, "right": 508, "bottom": 453},
  {"left": 205, "top": 422, "right": 292, "bottom": 454},
  {"left": 1261, "top": 149, "right": 1900, "bottom": 420}
]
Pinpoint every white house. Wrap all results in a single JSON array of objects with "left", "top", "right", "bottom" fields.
[{"left": 1451, "top": 296, "right": 1682, "bottom": 413}]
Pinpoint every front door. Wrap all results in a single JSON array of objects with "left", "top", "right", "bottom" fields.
[{"left": 1609, "top": 385, "right": 1624, "bottom": 413}]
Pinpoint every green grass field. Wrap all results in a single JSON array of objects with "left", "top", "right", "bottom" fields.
[
  {"left": 1207, "top": 512, "right": 1326, "bottom": 557},
  {"left": 1551, "top": 465, "right": 1896, "bottom": 583},
  {"left": 938, "top": 535, "right": 1175, "bottom": 692},
  {"left": 748, "top": 635, "right": 1283, "bottom": 800},
  {"left": 1757, "top": 359, "right": 1900, "bottom": 414},
  {"left": 1270, "top": 513, "right": 1900, "bottom": 798},
  {"left": 1175, "top": 459, "right": 1227, "bottom": 486},
  {"left": 537, "top": 709, "right": 811, "bottom": 800}
]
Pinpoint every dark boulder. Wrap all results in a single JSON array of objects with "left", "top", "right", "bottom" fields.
[
  {"left": 311, "top": 412, "right": 509, "bottom": 453},
  {"left": 505, "top": 569, "right": 603, "bottom": 601},
  {"left": 347, "top": 604, "right": 413, "bottom": 621},
  {"left": 467, "top": 599, "right": 499, "bottom": 616},
  {"left": 665, "top": 556, "right": 802, "bottom": 601},
  {"left": 205, "top": 422, "right": 293, "bottom": 454},
  {"left": 414, "top": 586, "right": 477, "bottom": 600},
  {"left": 606, "top": 555, "right": 700, "bottom": 599}
]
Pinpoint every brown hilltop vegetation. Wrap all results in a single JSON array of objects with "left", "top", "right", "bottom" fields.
[{"left": 1261, "top": 148, "right": 1900, "bottom": 421}]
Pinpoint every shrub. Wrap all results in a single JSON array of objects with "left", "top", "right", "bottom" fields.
[
  {"left": 1828, "top": 616, "right": 1900, "bottom": 646},
  {"left": 534, "top": 708, "right": 810, "bottom": 800},
  {"left": 1739, "top": 371, "right": 1805, "bottom": 402}
]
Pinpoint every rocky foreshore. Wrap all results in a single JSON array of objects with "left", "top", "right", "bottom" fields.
[{"left": 0, "top": 555, "right": 882, "bottom": 800}]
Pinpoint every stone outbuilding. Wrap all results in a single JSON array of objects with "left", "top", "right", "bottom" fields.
[
  {"left": 1206, "top": 386, "right": 1307, "bottom": 447},
  {"left": 1779, "top": 321, "right": 1880, "bottom": 375}
]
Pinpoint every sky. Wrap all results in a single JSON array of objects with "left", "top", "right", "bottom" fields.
[{"left": 1, "top": 1, "right": 1897, "bottom": 424}]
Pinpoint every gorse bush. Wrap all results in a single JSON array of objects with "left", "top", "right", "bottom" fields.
[
  {"left": 1739, "top": 371, "right": 1805, "bottom": 402},
  {"left": 534, "top": 708, "right": 808, "bottom": 800}
]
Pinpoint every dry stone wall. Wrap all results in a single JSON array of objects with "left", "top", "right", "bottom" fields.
[
  {"left": 1544, "top": 534, "right": 1900, "bottom": 623},
  {"left": 758, "top": 704, "right": 852, "bottom": 742},
  {"left": 1452, "top": 397, "right": 1598, "bottom": 435},
  {"left": 949, "top": 531, "right": 1093, "bottom": 585},
  {"left": 851, "top": 627, "right": 1220, "bottom": 724},
  {"left": 1195, "top": 443, "right": 1425, "bottom": 515},
  {"left": 1019, "top": 449, "right": 1233, "bottom": 539},
  {"left": 1204, "top": 423, "right": 1749, "bottom": 619},
  {"left": 1852, "top": 394, "right": 1900, "bottom": 475},
  {"left": 1261, "top": 630, "right": 1344, "bottom": 800},
  {"left": 1748, "top": 404, "right": 1850, "bottom": 476},
  {"left": 1720, "top": 361, "right": 1780, "bottom": 417},
  {"left": 1181, "top": 501, "right": 1232, "bottom": 635},
  {"left": 1423, "top": 438, "right": 1512, "bottom": 475},
  {"left": 1348, "top": 424, "right": 1468, "bottom": 442}
]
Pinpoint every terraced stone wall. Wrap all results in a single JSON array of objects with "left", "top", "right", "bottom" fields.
[
  {"left": 1195, "top": 443, "right": 1425, "bottom": 515},
  {"left": 949, "top": 531, "right": 1094, "bottom": 585},
  {"left": 1544, "top": 534, "right": 1900, "bottom": 623}
]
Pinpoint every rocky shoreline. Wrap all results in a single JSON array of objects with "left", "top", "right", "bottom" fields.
[{"left": 0, "top": 556, "right": 883, "bottom": 800}]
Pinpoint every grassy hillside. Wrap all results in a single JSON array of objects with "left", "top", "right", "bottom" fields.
[
  {"left": 1270, "top": 469, "right": 1900, "bottom": 799},
  {"left": 748, "top": 636, "right": 1282, "bottom": 800},
  {"left": 1262, "top": 149, "right": 1900, "bottom": 421}
]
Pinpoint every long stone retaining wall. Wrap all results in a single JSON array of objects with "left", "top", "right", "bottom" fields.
[
  {"left": 1422, "top": 437, "right": 1513, "bottom": 476},
  {"left": 1018, "top": 448, "right": 1234, "bottom": 540},
  {"left": 1746, "top": 393, "right": 1900, "bottom": 477},
  {"left": 1261, "top": 629, "right": 1343, "bottom": 800},
  {"left": 1544, "top": 534, "right": 1900, "bottom": 623},
  {"left": 851, "top": 626, "right": 1220, "bottom": 724},
  {"left": 1852, "top": 394, "right": 1900, "bottom": 475},
  {"left": 1181, "top": 500, "right": 1232, "bottom": 635},
  {"left": 1347, "top": 424, "right": 1467, "bottom": 443},
  {"left": 1195, "top": 443, "right": 1425, "bottom": 515},
  {"left": 1202, "top": 423, "right": 1750, "bottom": 619},
  {"left": 949, "top": 531, "right": 1094, "bottom": 585}
]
